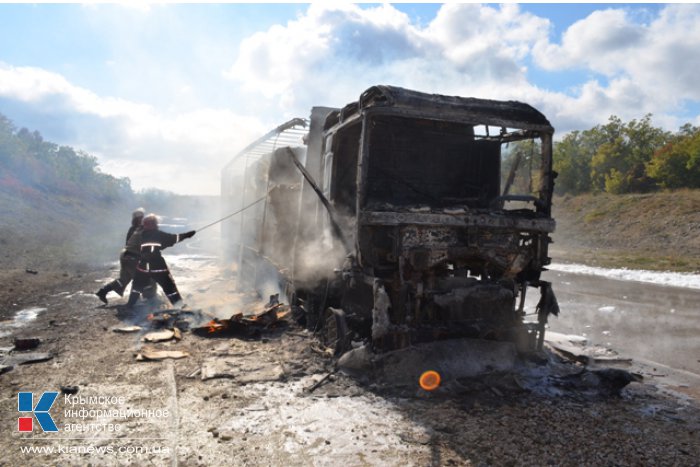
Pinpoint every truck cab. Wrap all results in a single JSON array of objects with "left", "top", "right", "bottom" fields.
[{"left": 314, "top": 86, "right": 558, "bottom": 352}]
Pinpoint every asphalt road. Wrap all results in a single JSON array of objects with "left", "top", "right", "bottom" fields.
[{"left": 537, "top": 269, "right": 700, "bottom": 376}]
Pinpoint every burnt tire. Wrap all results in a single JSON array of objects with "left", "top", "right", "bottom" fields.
[{"left": 322, "top": 307, "right": 349, "bottom": 356}]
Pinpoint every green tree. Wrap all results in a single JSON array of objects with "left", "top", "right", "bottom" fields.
[
  {"left": 590, "top": 114, "right": 670, "bottom": 193},
  {"left": 553, "top": 130, "right": 596, "bottom": 195},
  {"left": 0, "top": 114, "right": 20, "bottom": 172},
  {"left": 678, "top": 123, "right": 699, "bottom": 137},
  {"left": 647, "top": 127, "right": 700, "bottom": 189},
  {"left": 0, "top": 111, "right": 133, "bottom": 200},
  {"left": 501, "top": 139, "right": 541, "bottom": 196}
]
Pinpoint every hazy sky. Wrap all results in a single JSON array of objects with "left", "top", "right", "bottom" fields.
[{"left": 1, "top": 3, "right": 699, "bottom": 195}]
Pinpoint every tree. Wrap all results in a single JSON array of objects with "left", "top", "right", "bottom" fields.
[
  {"left": 501, "top": 139, "right": 541, "bottom": 196},
  {"left": 553, "top": 130, "right": 595, "bottom": 195},
  {"left": 678, "top": 123, "right": 699, "bottom": 137},
  {"left": 0, "top": 114, "right": 20, "bottom": 171},
  {"left": 647, "top": 127, "right": 700, "bottom": 189},
  {"left": 0, "top": 111, "right": 133, "bottom": 200},
  {"left": 590, "top": 114, "right": 670, "bottom": 193}
]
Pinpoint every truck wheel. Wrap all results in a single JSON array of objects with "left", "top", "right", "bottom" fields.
[{"left": 322, "top": 307, "right": 349, "bottom": 356}]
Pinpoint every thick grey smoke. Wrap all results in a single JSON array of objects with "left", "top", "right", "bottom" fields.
[{"left": 219, "top": 124, "right": 350, "bottom": 307}]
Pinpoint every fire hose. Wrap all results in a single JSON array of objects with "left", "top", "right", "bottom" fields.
[
  {"left": 194, "top": 196, "right": 267, "bottom": 232},
  {"left": 194, "top": 148, "right": 351, "bottom": 255}
]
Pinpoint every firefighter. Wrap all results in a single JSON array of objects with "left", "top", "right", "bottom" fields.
[
  {"left": 96, "top": 208, "right": 153, "bottom": 305},
  {"left": 127, "top": 213, "right": 196, "bottom": 308}
]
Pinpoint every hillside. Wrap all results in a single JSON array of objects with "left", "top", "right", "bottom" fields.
[
  {"left": 0, "top": 187, "right": 132, "bottom": 270},
  {"left": 0, "top": 186, "right": 221, "bottom": 271},
  {"left": 551, "top": 190, "right": 700, "bottom": 272}
]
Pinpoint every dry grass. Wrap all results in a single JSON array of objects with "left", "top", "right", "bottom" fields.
[
  {"left": 0, "top": 187, "right": 130, "bottom": 270},
  {"left": 552, "top": 189, "right": 700, "bottom": 272}
]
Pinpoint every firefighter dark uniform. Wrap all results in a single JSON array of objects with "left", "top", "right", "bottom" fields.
[
  {"left": 127, "top": 214, "right": 195, "bottom": 307},
  {"left": 96, "top": 208, "right": 151, "bottom": 305}
]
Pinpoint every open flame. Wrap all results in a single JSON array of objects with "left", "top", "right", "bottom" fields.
[
  {"left": 195, "top": 302, "right": 290, "bottom": 337},
  {"left": 207, "top": 320, "right": 226, "bottom": 333}
]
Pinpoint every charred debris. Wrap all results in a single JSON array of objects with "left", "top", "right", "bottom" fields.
[{"left": 221, "top": 85, "right": 561, "bottom": 368}]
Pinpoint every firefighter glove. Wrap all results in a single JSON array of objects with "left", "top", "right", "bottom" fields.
[{"left": 181, "top": 230, "right": 196, "bottom": 239}]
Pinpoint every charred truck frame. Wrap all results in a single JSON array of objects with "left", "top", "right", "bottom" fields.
[{"left": 222, "top": 85, "right": 558, "bottom": 355}]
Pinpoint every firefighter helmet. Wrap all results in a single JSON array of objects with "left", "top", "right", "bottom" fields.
[
  {"left": 143, "top": 213, "right": 159, "bottom": 230},
  {"left": 132, "top": 207, "right": 145, "bottom": 219}
]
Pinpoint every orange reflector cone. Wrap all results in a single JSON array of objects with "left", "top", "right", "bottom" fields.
[{"left": 419, "top": 370, "right": 441, "bottom": 391}]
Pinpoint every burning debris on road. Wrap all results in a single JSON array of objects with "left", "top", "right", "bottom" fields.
[{"left": 194, "top": 294, "right": 291, "bottom": 338}]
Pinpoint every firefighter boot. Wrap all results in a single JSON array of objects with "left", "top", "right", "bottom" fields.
[
  {"left": 126, "top": 289, "right": 141, "bottom": 308},
  {"left": 95, "top": 287, "right": 109, "bottom": 305},
  {"left": 107, "top": 279, "right": 125, "bottom": 297},
  {"left": 142, "top": 283, "right": 157, "bottom": 300}
]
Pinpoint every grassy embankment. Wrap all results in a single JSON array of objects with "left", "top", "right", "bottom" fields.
[
  {"left": 0, "top": 186, "right": 129, "bottom": 271},
  {"left": 551, "top": 189, "right": 700, "bottom": 272}
]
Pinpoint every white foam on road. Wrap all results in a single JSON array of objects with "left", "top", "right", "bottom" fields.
[
  {"left": 0, "top": 306, "right": 47, "bottom": 337},
  {"left": 548, "top": 263, "right": 700, "bottom": 290}
]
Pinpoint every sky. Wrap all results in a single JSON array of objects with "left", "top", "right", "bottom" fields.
[{"left": 1, "top": 2, "right": 699, "bottom": 196}]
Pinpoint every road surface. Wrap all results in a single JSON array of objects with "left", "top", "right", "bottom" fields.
[
  {"left": 538, "top": 268, "right": 700, "bottom": 376},
  {"left": 2, "top": 258, "right": 700, "bottom": 466}
]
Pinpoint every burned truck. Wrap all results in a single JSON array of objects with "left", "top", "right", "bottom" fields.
[{"left": 222, "top": 85, "right": 558, "bottom": 355}]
